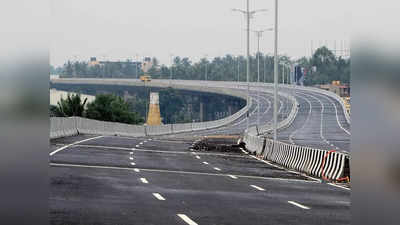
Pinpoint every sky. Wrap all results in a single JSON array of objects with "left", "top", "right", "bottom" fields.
[{"left": 50, "top": 0, "right": 351, "bottom": 67}]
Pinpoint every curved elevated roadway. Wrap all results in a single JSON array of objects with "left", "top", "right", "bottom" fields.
[{"left": 50, "top": 79, "right": 350, "bottom": 225}]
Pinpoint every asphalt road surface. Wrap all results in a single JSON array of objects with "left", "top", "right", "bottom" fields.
[{"left": 50, "top": 88, "right": 350, "bottom": 225}]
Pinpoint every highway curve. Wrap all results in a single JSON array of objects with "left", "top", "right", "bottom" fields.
[{"left": 49, "top": 87, "right": 350, "bottom": 225}]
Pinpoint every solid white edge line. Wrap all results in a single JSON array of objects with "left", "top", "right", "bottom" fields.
[
  {"left": 152, "top": 193, "right": 166, "bottom": 201},
  {"left": 328, "top": 183, "right": 350, "bottom": 191},
  {"left": 288, "top": 201, "right": 310, "bottom": 210},
  {"left": 140, "top": 178, "right": 148, "bottom": 184},
  {"left": 250, "top": 185, "right": 265, "bottom": 191},
  {"left": 177, "top": 214, "right": 198, "bottom": 225},
  {"left": 50, "top": 136, "right": 104, "bottom": 156},
  {"left": 133, "top": 168, "right": 140, "bottom": 172}
]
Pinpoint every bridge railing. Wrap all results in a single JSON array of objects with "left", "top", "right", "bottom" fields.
[{"left": 50, "top": 89, "right": 252, "bottom": 139}]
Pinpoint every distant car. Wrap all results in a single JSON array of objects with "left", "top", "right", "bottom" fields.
[{"left": 140, "top": 75, "right": 152, "bottom": 82}]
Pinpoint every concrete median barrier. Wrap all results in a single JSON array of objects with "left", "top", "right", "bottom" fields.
[{"left": 243, "top": 131, "right": 350, "bottom": 181}]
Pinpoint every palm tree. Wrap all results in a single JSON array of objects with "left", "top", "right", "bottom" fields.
[{"left": 56, "top": 93, "right": 87, "bottom": 117}]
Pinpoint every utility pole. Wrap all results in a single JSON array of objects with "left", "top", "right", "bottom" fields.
[
  {"left": 232, "top": 1, "right": 267, "bottom": 131},
  {"left": 273, "top": 0, "right": 278, "bottom": 142}
]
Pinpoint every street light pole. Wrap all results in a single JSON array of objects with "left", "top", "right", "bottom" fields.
[
  {"left": 252, "top": 29, "right": 271, "bottom": 126},
  {"left": 232, "top": 1, "right": 267, "bottom": 131},
  {"left": 273, "top": 0, "right": 278, "bottom": 142},
  {"left": 205, "top": 54, "right": 208, "bottom": 81},
  {"left": 136, "top": 54, "right": 139, "bottom": 79},
  {"left": 170, "top": 54, "right": 173, "bottom": 86},
  {"left": 237, "top": 56, "right": 240, "bottom": 82},
  {"left": 246, "top": 0, "right": 250, "bottom": 131},
  {"left": 257, "top": 33, "right": 260, "bottom": 126}
]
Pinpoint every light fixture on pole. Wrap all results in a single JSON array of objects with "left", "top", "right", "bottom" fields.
[{"left": 232, "top": 0, "right": 267, "bottom": 131}]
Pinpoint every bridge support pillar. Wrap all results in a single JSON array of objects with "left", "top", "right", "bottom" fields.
[{"left": 200, "top": 101, "right": 204, "bottom": 122}]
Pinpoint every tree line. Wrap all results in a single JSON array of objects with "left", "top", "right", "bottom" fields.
[
  {"left": 53, "top": 47, "right": 349, "bottom": 86},
  {"left": 50, "top": 93, "right": 144, "bottom": 124}
]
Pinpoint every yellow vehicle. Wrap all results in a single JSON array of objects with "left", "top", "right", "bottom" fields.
[
  {"left": 140, "top": 75, "right": 152, "bottom": 82},
  {"left": 343, "top": 97, "right": 351, "bottom": 114}
]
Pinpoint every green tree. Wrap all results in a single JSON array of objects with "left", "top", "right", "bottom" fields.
[
  {"left": 55, "top": 93, "right": 87, "bottom": 117},
  {"left": 86, "top": 94, "right": 144, "bottom": 124}
]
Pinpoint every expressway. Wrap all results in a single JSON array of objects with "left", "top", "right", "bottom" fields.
[{"left": 49, "top": 83, "right": 350, "bottom": 225}]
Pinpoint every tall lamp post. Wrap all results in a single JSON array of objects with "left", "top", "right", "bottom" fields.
[
  {"left": 135, "top": 54, "right": 139, "bottom": 79},
  {"left": 253, "top": 28, "right": 273, "bottom": 126},
  {"left": 237, "top": 56, "right": 240, "bottom": 82},
  {"left": 204, "top": 54, "right": 208, "bottom": 81},
  {"left": 169, "top": 54, "right": 174, "bottom": 86},
  {"left": 232, "top": 0, "right": 267, "bottom": 131},
  {"left": 273, "top": 0, "right": 279, "bottom": 142}
]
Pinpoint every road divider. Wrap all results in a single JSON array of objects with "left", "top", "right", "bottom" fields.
[{"left": 243, "top": 133, "right": 350, "bottom": 182}]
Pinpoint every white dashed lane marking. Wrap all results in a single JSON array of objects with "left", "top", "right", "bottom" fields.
[
  {"left": 250, "top": 185, "right": 265, "bottom": 191},
  {"left": 135, "top": 145, "right": 140, "bottom": 148},
  {"left": 214, "top": 167, "right": 221, "bottom": 171},
  {"left": 130, "top": 162, "right": 136, "bottom": 166},
  {"left": 228, "top": 175, "right": 238, "bottom": 179},
  {"left": 129, "top": 157, "right": 134, "bottom": 160},
  {"left": 140, "top": 178, "right": 148, "bottom": 184},
  {"left": 152, "top": 193, "right": 166, "bottom": 201},
  {"left": 288, "top": 201, "right": 310, "bottom": 209},
  {"left": 195, "top": 156, "right": 201, "bottom": 159},
  {"left": 130, "top": 152, "right": 134, "bottom": 155},
  {"left": 139, "top": 142, "right": 143, "bottom": 145},
  {"left": 202, "top": 162, "right": 209, "bottom": 165},
  {"left": 177, "top": 214, "right": 198, "bottom": 225},
  {"left": 133, "top": 168, "right": 140, "bottom": 173}
]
